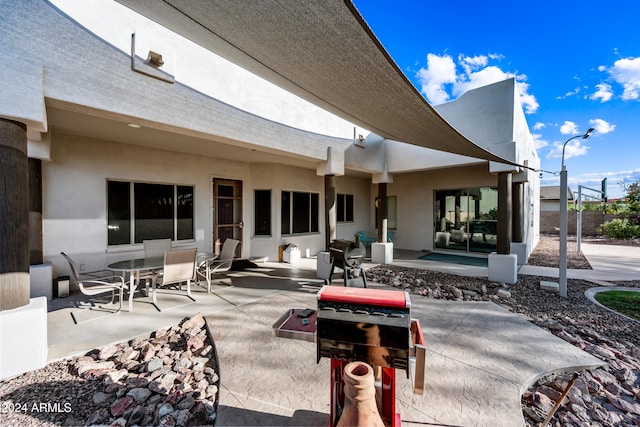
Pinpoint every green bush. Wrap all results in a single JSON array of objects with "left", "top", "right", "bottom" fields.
[{"left": 597, "top": 218, "right": 640, "bottom": 239}]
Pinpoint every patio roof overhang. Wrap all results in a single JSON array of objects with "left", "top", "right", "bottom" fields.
[{"left": 114, "top": 0, "right": 515, "bottom": 165}]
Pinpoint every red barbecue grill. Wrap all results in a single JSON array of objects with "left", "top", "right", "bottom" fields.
[{"left": 317, "top": 285, "right": 426, "bottom": 426}]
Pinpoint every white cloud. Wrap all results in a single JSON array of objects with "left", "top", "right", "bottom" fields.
[
  {"left": 532, "top": 133, "right": 548, "bottom": 150},
  {"left": 560, "top": 121, "right": 579, "bottom": 135},
  {"left": 546, "top": 139, "right": 589, "bottom": 160},
  {"left": 416, "top": 53, "right": 457, "bottom": 105},
  {"left": 452, "top": 65, "right": 510, "bottom": 96},
  {"left": 557, "top": 87, "right": 581, "bottom": 99},
  {"left": 589, "top": 118, "right": 615, "bottom": 134},
  {"left": 533, "top": 122, "right": 545, "bottom": 130},
  {"left": 516, "top": 81, "right": 539, "bottom": 114},
  {"left": 458, "top": 54, "right": 488, "bottom": 75},
  {"left": 610, "top": 57, "right": 640, "bottom": 100},
  {"left": 590, "top": 83, "right": 613, "bottom": 102},
  {"left": 416, "top": 52, "right": 539, "bottom": 113}
]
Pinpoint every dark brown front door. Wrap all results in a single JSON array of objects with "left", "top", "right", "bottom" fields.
[{"left": 212, "top": 178, "right": 242, "bottom": 256}]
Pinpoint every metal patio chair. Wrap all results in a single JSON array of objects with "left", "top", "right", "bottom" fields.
[
  {"left": 196, "top": 238, "right": 239, "bottom": 291},
  {"left": 60, "top": 252, "right": 126, "bottom": 323},
  {"left": 150, "top": 248, "right": 198, "bottom": 310}
]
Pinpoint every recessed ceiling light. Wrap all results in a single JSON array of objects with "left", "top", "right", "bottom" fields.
[{"left": 127, "top": 123, "right": 141, "bottom": 128}]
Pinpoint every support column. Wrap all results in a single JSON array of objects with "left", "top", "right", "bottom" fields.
[
  {"left": 512, "top": 182, "right": 523, "bottom": 243},
  {"left": 489, "top": 171, "right": 517, "bottom": 284},
  {"left": 376, "top": 183, "right": 387, "bottom": 242},
  {"left": 0, "top": 119, "right": 30, "bottom": 310},
  {"left": 324, "top": 175, "right": 336, "bottom": 250},
  {"left": 497, "top": 172, "right": 512, "bottom": 254},
  {"left": 29, "top": 158, "right": 43, "bottom": 265}
]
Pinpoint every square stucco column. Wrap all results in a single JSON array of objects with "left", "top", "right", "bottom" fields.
[
  {"left": 488, "top": 252, "right": 517, "bottom": 284},
  {"left": 371, "top": 242, "right": 393, "bottom": 264},
  {"left": 0, "top": 297, "right": 48, "bottom": 380}
]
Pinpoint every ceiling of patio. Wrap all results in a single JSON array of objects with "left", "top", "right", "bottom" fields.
[
  {"left": 114, "top": 0, "right": 511, "bottom": 164},
  {"left": 45, "top": 105, "right": 324, "bottom": 171}
]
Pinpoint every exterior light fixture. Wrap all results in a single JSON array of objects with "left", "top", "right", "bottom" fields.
[
  {"left": 559, "top": 127, "right": 595, "bottom": 298},
  {"left": 146, "top": 50, "right": 164, "bottom": 67},
  {"left": 127, "top": 123, "right": 141, "bottom": 128}
]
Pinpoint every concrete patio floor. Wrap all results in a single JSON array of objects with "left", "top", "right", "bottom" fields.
[{"left": 44, "top": 250, "right": 613, "bottom": 426}]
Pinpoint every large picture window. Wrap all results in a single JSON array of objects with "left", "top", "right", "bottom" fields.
[
  {"left": 281, "top": 191, "right": 319, "bottom": 235},
  {"left": 107, "top": 180, "right": 194, "bottom": 245},
  {"left": 337, "top": 193, "right": 354, "bottom": 222}
]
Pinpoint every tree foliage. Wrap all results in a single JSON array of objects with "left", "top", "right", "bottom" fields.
[{"left": 598, "top": 180, "right": 640, "bottom": 239}]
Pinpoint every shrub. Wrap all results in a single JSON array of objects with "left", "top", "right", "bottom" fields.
[{"left": 597, "top": 218, "right": 640, "bottom": 240}]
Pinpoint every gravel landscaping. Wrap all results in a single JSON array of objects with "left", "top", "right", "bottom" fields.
[{"left": 0, "top": 315, "right": 219, "bottom": 427}]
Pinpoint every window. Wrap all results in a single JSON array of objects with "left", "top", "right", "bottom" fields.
[
  {"left": 281, "top": 191, "right": 319, "bottom": 235},
  {"left": 107, "top": 180, "right": 194, "bottom": 245},
  {"left": 337, "top": 193, "right": 354, "bottom": 222},
  {"left": 254, "top": 190, "right": 271, "bottom": 236}
]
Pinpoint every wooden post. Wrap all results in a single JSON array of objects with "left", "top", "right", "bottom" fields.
[
  {"left": 325, "top": 175, "right": 336, "bottom": 250},
  {"left": 29, "top": 158, "right": 43, "bottom": 265},
  {"left": 376, "top": 183, "right": 387, "bottom": 242},
  {"left": 497, "top": 172, "right": 512, "bottom": 255},
  {"left": 512, "top": 181, "right": 523, "bottom": 244},
  {"left": 0, "top": 119, "right": 30, "bottom": 310}
]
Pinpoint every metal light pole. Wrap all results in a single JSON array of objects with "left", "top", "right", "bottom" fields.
[{"left": 559, "top": 128, "right": 594, "bottom": 298}]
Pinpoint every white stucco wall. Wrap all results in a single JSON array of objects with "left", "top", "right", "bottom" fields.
[
  {"left": 43, "top": 132, "right": 242, "bottom": 277},
  {"left": 42, "top": 132, "right": 374, "bottom": 278}
]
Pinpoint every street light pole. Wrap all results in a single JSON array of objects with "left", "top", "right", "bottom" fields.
[{"left": 559, "top": 128, "right": 594, "bottom": 298}]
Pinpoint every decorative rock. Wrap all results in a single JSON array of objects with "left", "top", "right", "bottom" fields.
[
  {"left": 128, "top": 405, "right": 145, "bottom": 425},
  {"left": 127, "top": 387, "right": 152, "bottom": 403},
  {"left": 157, "top": 402, "right": 174, "bottom": 418},
  {"left": 86, "top": 407, "right": 110, "bottom": 425},
  {"left": 174, "top": 408, "right": 191, "bottom": 426},
  {"left": 103, "top": 368, "right": 128, "bottom": 385},
  {"left": 110, "top": 417, "right": 127, "bottom": 427},
  {"left": 149, "top": 372, "right": 178, "bottom": 395},
  {"left": 187, "top": 335, "right": 205, "bottom": 351},
  {"left": 496, "top": 289, "right": 511, "bottom": 299},
  {"left": 110, "top": 396, "right": 133, "bottom": 417},
  {"left": 177, "top": 394, "right": 196, "bottom": 410},
  {"left": 147, "top": 357, "right": 163, "bottom": 372},
  {"left": 182, "top": 314, "right": 205, "bottom": 330},
  {"left": 76, "top": 360, "right": 115, "bottom": 375},
  {"left": 93, "top": 391, "right": 113, "bottom": 405}
]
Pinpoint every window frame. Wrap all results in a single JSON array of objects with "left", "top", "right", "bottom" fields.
[
  {"left": 254, "top": 189, "right": 272, "bottom": 236},
  {"left": 337, "top": 193, "right": 354, "bottom": 222},
  {"left": 281, "top": 190, "right": 320, "bottom": 235},
  {"left": 107, "top": 179, "right": 195, "bottom": 246}
]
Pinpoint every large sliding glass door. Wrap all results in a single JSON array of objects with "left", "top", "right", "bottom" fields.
[{"left": 434, "top": 187, "right": 498, "bottom": 253}]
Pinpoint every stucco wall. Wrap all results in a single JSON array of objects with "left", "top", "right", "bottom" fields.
[{"left": 42, "top": 132, "right": 373, "bottom": 278}]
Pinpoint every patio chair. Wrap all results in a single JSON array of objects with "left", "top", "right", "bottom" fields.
[
  {"left": 140, "top": 239, "right": 173, "bottom": 292},
  {"left": 143, "top": 238, "right": 172, "bottom": 258},
  {"left": 150, "top": 248, "right": 198, "bottom": 310},
  {"left": 357, "top": 231, "right": 376, "bottom": 248},
  {"left": 197, "top": 238, "right": 239, "bottom": 291},
  {"left": 60, "top": 252, "right": 126, "bottom": 323}
]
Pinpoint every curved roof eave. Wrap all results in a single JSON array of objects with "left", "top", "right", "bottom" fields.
[{"left": 115, "top": 0, "right": 515, "bottom": 165}]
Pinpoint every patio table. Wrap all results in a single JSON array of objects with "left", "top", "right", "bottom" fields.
[
  {"left": 108, "top": 256, "right": 164, "bottom": 312},
  {"left": 196, "top": 251, "right": 218, "bottom": 292}
]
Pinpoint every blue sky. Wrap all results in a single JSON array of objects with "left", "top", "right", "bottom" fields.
[{"left": 352, "top": 0, "right": 640, "bottom": 200}]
